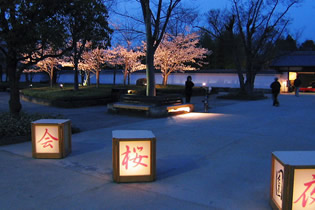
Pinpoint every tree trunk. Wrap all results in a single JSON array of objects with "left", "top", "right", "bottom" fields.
[
  {"left": 25, "top": 73, "right": 29, "bottom": 84},
  {"left": 123, "top": 68, "right": 127, "bottom": 86},
  {"left": 50, "top": 71, "right": 53, "bottom": 88},
  {"left": 52, "top": 68, "right": 57, "bottom": 85},
  {"left": 232, "top": 45, "right": 245, "bottom": 92},
  {"left": 237, "top": 73, "right": 246, "bottom": 94},
  {"left": 244, "top": 69, "right": 255, "bottom": 95},
  {"left": 226, "top": 22, "right": 246, "bottom": 94},
  {"left": 7, "top": 55, "right": 22, "bottom": 117},
  {"left": 74, "top": 62, "right": 79, "bottom": 91},
  {"left": 73, "top": 42, "right": 79, "bottom": 91},
  {"left": 146, "top": 45, "right": 156, "bottom": 96},
  {"left": 142, "top": 0, "right": 156, "bottom": 96},
  {"left": 30, "top": 72, "right": 33, "bottom": 83},
  {"left": 244, "top": 54, "right": 255, "bottom": 95},
  {"left": 162, "top": 74, "right": 168, "bottom": 86},
  {"left": 113, "top": 67, "right": 116, "bottom": 85},
  {"left": 87, "top": 71, "right": 90, "bottom": 86},
  {"left": 79, "top": 70, "right": 84, "bottom": 86},
  {"left": 96, "top": 70, "right": 100, "bottom": 88}
]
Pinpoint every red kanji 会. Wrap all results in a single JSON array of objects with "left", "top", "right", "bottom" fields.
[{"left": 37, "top": 128, "right": 59, "bottom": 149}]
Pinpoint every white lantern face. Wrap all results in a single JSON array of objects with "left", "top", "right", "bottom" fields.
[
  {"left": 119, "top": 141, "right": 151, "bottom": 176},
  {"left": 292, "top": 169, "right": 315, "bottom": 210},
  {"left": 272, "top": 158, "right": 285, "bottom": 208},
  {"left": 35, "top": 125, "right": 60, "bottom": 153}
]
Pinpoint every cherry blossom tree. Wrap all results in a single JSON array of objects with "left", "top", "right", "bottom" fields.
[
  {"left": 154, "top": 33, "right": 211, "bottom": 85},
  {"left": 108, "top": 45, "right": 145, "bottom": 85},
  {"left": 23, "top": 48, "right": 62, "bottom": 88},
  {"left": 81, "top": 41, "right": 115, "bottom": 88},
  {"left": 140, "top": 0, "right": 181, "bottom": 96},
  {"left": 63, "top": 0, "right": 112, "bottom": 91},
  {"left": 77, "top": 62, "right": 93, "bottom": 86}
]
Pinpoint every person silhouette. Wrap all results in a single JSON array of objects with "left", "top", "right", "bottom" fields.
[
  {"left": 185, "top": 76, "right": 194, "bottom": 103},
  {"left": 294, "top": 76, "right": 302, "bottom": 97},
  {"left": 270, "top": 77, "right": 281, "bottom": 106}
]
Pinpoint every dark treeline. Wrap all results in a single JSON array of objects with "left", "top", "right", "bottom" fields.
[
  {"left": 199, "top": 33, "right": 315, "bottom": 70},
  {"left": 0, "top": 0, "right": 112, "bottom": 116}
]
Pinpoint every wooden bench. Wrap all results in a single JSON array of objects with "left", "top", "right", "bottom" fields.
[
  {"left": 111, "top": 102, "right": 150, "bottom": 111},
  {"left": 120, "top": 94, "right": 183, "bottom": 106},
  {"left": 107, "top": 94, "right": 193, "bottom": 117}
]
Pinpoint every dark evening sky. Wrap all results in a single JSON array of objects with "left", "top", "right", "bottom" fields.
[
  {"left": 182, "top": 0, "right": 314, "bottom": 42},
  {"left": 112, "top": 0, "right": 314, "bottom": 44}
]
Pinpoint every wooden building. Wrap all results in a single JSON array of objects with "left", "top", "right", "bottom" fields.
[{"left": 270, "top": 51, "right": 315, "bottom": 89}]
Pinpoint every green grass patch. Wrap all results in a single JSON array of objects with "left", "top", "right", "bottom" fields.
[
  {"left": 156, "top": 84, "right": 205, "bottom": 96},
  {"left": 21, "top": 84, "right": 192, "bottom": 101},
  {"left": 21, "top": 85, "right": 112, "bottom": 101},
  {"left": 20, "top": 84, "right": 206, "bottom": 108}
]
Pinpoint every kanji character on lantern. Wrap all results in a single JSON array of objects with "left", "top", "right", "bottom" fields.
[
  {"left": 294, "top": 174, "right": 315, "bottom": 208},
  {"left": 37, "top": 128, "right": 59, "bottom": 149},
  {"left": 270, "top": 152, "right": 315, "bottom": 210},
  {"left": 112, "top": 130, "right": 156, "bottom": 182},
  {"left": 32, "top": 119, "right": 72, "bottom": 159},
  {"left": 121, "top": 145, "right": 148, "bottom": 170}
]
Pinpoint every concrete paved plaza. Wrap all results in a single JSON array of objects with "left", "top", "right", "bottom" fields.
[{"left": 0, "top": 92, "right": 314, "bottom": 209}]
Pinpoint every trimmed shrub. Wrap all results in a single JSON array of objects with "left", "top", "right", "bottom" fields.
[{"left": 0, "top": 112, "right": 68, "bottom": 146}]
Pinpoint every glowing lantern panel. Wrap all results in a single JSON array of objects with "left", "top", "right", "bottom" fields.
[
  {"left": 292, "top": 169, "right": 315, "bottom": 210},
  {"left": 32, "top": 119, "right": 71, "bottom": 159},
  {"left": 270, "top": 151, "right": 315, "bottom": 210},
  {"left": 272, "top": 157, "right": 285, "bottom": 209},
  {"left": 35, "top": 125, "right": 60, "bottom": 153},
  {"left": 119, "top": 140, "right": 151, "bottom": 176},
  {"left": 112, "top": 130, "right": 156, "bottom": 183}
]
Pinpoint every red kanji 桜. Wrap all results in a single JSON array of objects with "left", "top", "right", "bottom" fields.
[
  {"left": 37, "top": 128, "right": 59, "bottom": 149},
  {"left": 294, "top": 174, "right": 315, "bottom": 208},
  {"left": 121, "top": 145, "right": 148, "bottom": 170}
]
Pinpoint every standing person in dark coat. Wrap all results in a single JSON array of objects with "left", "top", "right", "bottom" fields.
[
  {"left": 185, "top": 76, "right": 194, "bottom": 103},
  {"left": 294, "top": 76, "right": 302, "bottom": 97},
  {"left": 270, "top": 77, "right": 281, "bottom": 106}
]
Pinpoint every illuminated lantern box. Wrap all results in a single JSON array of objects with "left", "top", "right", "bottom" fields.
[
  {"left": 112, "top": 130, "right": 156, "bottom": 183},
  {"left": 32, "top": 119, "right": 71, "bottom": 159},
  {"left": 270, "top": 151, "right": 315, "bottom": 210}
]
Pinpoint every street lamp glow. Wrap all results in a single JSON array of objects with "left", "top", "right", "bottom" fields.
[{"left": 168, "top": 106, "right": 191, "bottom": 113}]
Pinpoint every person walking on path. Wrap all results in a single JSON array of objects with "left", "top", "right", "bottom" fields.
[
  {"left": 270, "top": 77, "right": 281, "bottom": 106},
  {"left": 294, "top": 76, "right": 302, "bottom": 97},
  {"left": 185, "top": 76, "right": 194, "bottom": 103}
]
